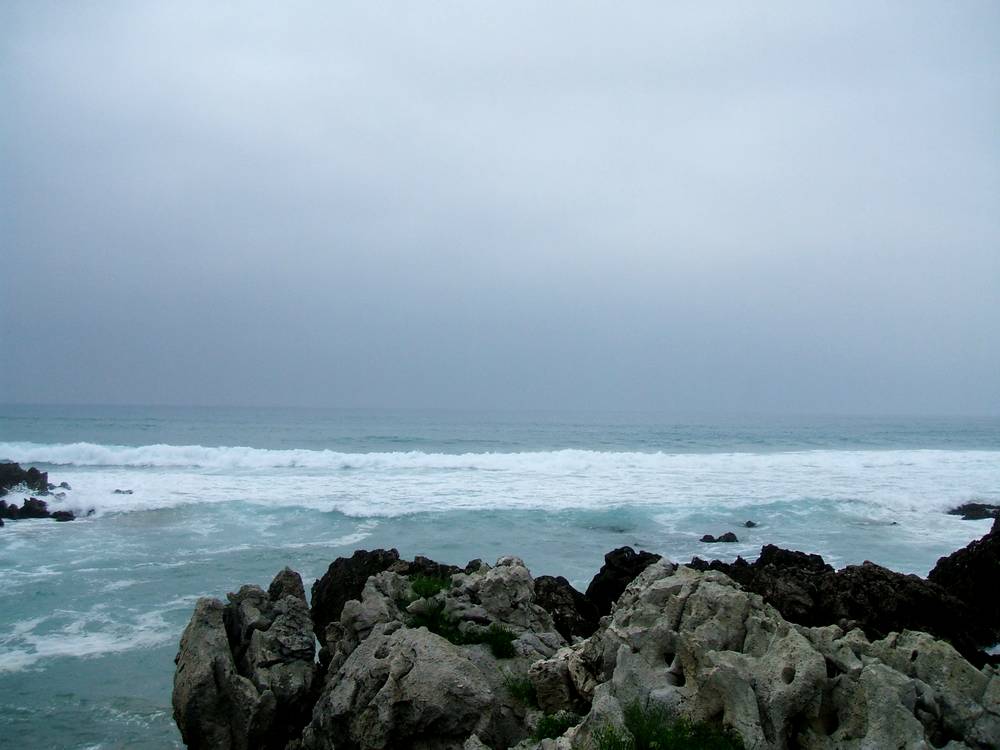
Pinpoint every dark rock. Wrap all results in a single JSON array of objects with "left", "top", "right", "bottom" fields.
[
  {"left": 701, "top": 532, "right": 739, "bottom": 543},
  {"left": 268, "top": 566, "right": 306, "bottom": 602},
  {"left": 0, "top": 463, "right": 49, "bottom": 495},
  {"left": 0, "top": 500, "right": 19, "bottom": 519},
  {"left": 928, "top": 516, "right": 1000, "bottom": 647},
  {"left": 534, "top": 574, "right": 601, "bottom": 641},
  {"left": 51, "top": 510, "right": 75, "bottom": 522},
  {"left": 310, "top": 548, "right": 401, "bottom": 640},
  {"left": 0, "top": 516, "right": 4, "bottom": 527},
  {"left": 689, "top": 543, "right": 994, "bottom": 667},
  {"left": 388, "top": 554, "right": 462, "bottom": 580},
  {"left": 58, "top": 481, "right": 71, "bottom": 490},
  {"left": 113, "top": 489, "right": 133, "bottom": 495},
  {"left": 744, "top": 520, "right": 758, "bottom": 528},
  {"left": 20, "top": 497, "right": 51, "bottom": 519},
  {"left": 947, "top": 502, "right": 1000, "bottom": 520},
  {"left": 585, "top": 546, "right": 662, "bottom": 616}
]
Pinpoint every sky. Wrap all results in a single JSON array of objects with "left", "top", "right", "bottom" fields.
[{"left": 2, "top": 1, "right": 998, "bottom": 414}]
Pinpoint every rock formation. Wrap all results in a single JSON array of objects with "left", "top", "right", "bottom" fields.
[
  {"left": 173, "top": 525, "right": 1000, "bottom": 750},
  {"left": 0, "top": 462, "right": 49, "bottom": 496},
  {"left": 173, "top": 568, "right": 317, "bottom": 750},
  {"left": 689, "top": 543, "right": 995, "bottom": 666}
]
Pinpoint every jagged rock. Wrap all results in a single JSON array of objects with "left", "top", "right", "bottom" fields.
[
  {"left": 568, "top": 561, "right": 1000, "bottom": 750},
  {"left": 0, "top": 500, "right": 18, "bottom": 519},
  {"left": 0, "top": 462, "right": 49, "bottom": 495},
  {"left": 584, "top": 546, "right": 661, "bottom": 616},
  {"left": 310, "top": 548, "right": 401, "bottom": 640},
  {"left": 534, "top": 575, "right": 600, "bottom": 641},
  {"left": 19, "top": 497, "right": 51, "bottom": 519},
  {"left": 948, "top": 502, "right": 1000, "bottom": 520},
  {"left": 929, "top": 516, "right": 1000, "bottom": 647},
  {"left": 690, "top": 543, "right": 994, "bottom": 666},
  {"left": 174, "top": 569, "right": 316, "bottom": 750},
  {"left": 173, "top": 598, "right": 263, "bottom": 750}
]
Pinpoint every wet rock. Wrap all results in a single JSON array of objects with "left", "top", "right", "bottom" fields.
[
  {"left": 51, "top": 510, "right": 75, "bottom": 522},
  {"left": 310, "top": 548, "right": 401, "bottom": 640},
  {"left": 20, "top": 497, "right": 51, "bottom": 519},
  {"left": 0, "top": 462, "right": 49, "bottom": 495},
  {"left": 113, "top": 489, "right": 133, "bottom": 495},
  {"left": 948, "top": 502, "right": 1000, "bottom": 520},
  {"left": 0, "top": 500, "right": 18, "bottom": 519},
  {"left": 744, "top": 520, "right": 758, "bottom": 528},
  {"left": 534, "top": 575, "right": 600, "bottom": 641},
  {"left": 584, "top": 546, "right": 661, "bottom": 616},
  {"left": 58, "top": 481, "right": 71, "bottom": 490},
  {"left": 701, "top": 532, "right": 739, "bottom": 543},
  {"left": 929, "top": 516, "right": 1000, "bottom": 647}
]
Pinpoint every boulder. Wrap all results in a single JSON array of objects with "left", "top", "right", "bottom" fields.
[
  {"left": 744, "top": 520, "right": 758, "bottom": 528},
  {"left": 701, "top": 532, "right": 739, "bottom": 543},
  {"left": 51, "top": 510, "right": 75, "bottom": 522},
  {"left": 310, "top": 548, "right": 402, "bottom": 640},
  {"left": 534, "top": 575, "right": 600, "bottom": 641},
  {"left": 584, "top": 546, "right": 661, "bottom": 616},
  {"left": 929, "top": 516, "right": 1000, "bottom": 647},
  {"left": 302, "top": 625, "right": 495, "bottom": 750}
]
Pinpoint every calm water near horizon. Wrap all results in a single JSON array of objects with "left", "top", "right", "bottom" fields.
[{"left": 2, "top": 405, "right": 999, "bottom": 748}]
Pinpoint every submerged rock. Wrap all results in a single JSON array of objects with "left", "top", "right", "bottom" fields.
[
  {"left": 584, "top": 546, "right": 661, "bottom": 616},
  {"left": 701, "top": 532, "right": 739, "bottom": 543}
]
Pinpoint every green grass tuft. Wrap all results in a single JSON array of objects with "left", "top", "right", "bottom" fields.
[
  {"left": 502, "top": 670, "right": 538, "bottom": 707},
  {"left": 410, "top": 574, "right": 451, "bottom": 599},
  {"left": 592, "top": 702, "right": 744, "bottom": 750},
  {"left": 533, "top": 711, "right": 581, "bottom": 740},
  {"left": 406, "top": 604, "right": 518, "bottom": 658},
  {"left": 481, "top": 622, "right": 517, "bottom": 658}
]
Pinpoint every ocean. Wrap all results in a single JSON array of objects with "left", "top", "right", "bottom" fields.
[{"left": 1, "top": 404, "right": 998, "bottom": 749}]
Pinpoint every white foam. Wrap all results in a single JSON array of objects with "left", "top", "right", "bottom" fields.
[{"left": 0, "top": 598, "right": 200, "bottom": 673}]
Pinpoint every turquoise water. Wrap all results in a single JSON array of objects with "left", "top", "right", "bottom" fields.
[{"left": 1, "top": 406, "right": 999, "bottom": 749}]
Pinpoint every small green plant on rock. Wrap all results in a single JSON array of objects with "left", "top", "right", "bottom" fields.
[
  {"left": 481, "top": 622, "right": 517, "bottom": 658},
  {"left": 533, "top": 711, "right": 581, "bottom": 740},
  {"left": 592, "top": 702, "right": 744, "bottom": 750},
  {"left": 410, "top": 574, "right": 451, "bottom": 599},
  {"left": 502, "top": 670, "right": 538, "bottom": 707},
  {"left": 406, "top": 604, "right": 518, "bottom": 658}
]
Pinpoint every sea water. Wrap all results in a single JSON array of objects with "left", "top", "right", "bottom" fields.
[{"left": 1, "top": 405, "right": 998, "bottom": 749}]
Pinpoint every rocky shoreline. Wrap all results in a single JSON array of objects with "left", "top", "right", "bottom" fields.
[{"left": 172, "top": 518, "right": 1000, "bottom": 750}]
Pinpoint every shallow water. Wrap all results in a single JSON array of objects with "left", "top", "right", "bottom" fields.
[{"left": 1, "top": 406, "right": 997, "bottom": 748}]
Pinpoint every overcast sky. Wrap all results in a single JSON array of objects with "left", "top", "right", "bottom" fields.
[{"left": 2, "top": 2, "right": 998, "bottom": 413}]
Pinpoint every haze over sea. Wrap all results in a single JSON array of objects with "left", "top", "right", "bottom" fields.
[{"left": 0, "top": 405, "right": 997, "bottom": 748}]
